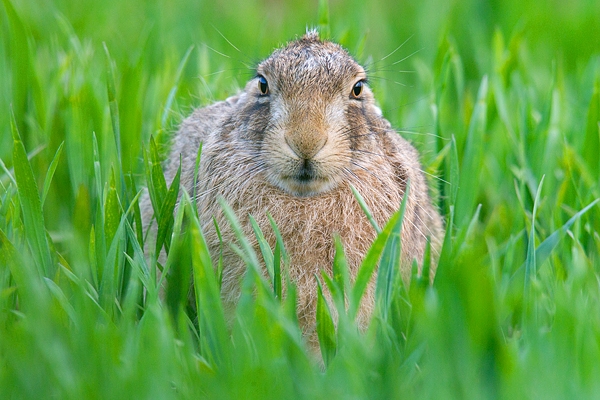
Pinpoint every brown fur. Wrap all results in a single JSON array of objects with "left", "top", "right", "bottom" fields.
[{"left": 141, "top": 31, "right": 444, "bottom": 348}]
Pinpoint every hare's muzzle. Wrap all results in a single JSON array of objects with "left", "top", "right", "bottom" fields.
[
  {"left": 284, "top": 127, "right": 327, "bottom": 160},
  {"left": 264, "top": 102, "right": 347, "bottom": 197}
]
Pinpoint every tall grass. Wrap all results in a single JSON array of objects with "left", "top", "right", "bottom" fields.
[{"left": 1, "top": 0, "right": 600, "bottom": 398}]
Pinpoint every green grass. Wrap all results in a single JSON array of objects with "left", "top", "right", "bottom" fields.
[{"left": 1, "top": 0, "right": 600, "bottom": 398}]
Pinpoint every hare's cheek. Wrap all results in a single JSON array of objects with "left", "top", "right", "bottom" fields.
[{"left": 370, "top": 104, "right": 383, "bottom": 117}]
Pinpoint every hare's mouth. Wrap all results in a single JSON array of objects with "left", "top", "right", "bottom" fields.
[
  {"left": 296, "top": 159, "right": 318, "bottom": 182},
  {"left": 279, "top": 176, "right": 331, "bottom": 197},
  {"left": 274, "top": 159, "right": 336, "bottom": 197}
]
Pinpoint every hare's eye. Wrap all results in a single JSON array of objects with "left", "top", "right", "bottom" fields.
[
  {"left": 258, "top": 76, "right": 269, "bottom": 95},
  {"left": 351, "top": 80, "right": 364, "bottom": 98}
]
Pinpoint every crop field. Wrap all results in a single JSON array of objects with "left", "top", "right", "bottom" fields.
[{"left": 1, "top": 0, "right": 600, "bottom": 398}]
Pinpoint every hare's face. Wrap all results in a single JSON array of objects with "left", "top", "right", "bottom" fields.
[{"left": 241, "top": 34, "right": 381, "bottom": 197}]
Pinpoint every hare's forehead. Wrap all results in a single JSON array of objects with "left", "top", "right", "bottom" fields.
[{"left": 259, "top": 49, "right": 364, "bottom": 89}]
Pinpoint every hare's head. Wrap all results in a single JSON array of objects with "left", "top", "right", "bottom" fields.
[{"left": 239, "top": 30, "right": 382, "bottom": 197}]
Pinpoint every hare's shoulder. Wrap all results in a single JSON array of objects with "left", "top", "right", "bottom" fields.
[
  {"left": 372, "top": 124, "right": 426, "bottom": 189},
  {"left": 165, "top": 94, "right": 241, "bottom": 184},
  {"left": 380, "top": 128, "right": 420, "bottom": 162},
  {"left": 178, "top": 94, "right": 241, "bottom": 145}
]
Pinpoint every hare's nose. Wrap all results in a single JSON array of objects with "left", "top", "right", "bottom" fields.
[{"left": 285, "top": 130, "right": 327, "bottom": 159}]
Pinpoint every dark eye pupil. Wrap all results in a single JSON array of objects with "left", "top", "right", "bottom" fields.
[
  {"left": 352, "top": 81, "right": 363, "bottom": 97},
  {"left": 258, "top": 76, "right": 269, "bottom": 95}
]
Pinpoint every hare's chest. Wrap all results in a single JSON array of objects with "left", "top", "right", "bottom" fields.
[
  {"left": 244, "top": 189, "right": 380, "bottom": 277},
  {"left": 203, "top": 177, "right": 399, "bottom": 280}
]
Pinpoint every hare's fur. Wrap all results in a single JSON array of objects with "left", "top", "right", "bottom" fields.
[{"left": 142, "top": 31, "right": 443, "bottom": 347}]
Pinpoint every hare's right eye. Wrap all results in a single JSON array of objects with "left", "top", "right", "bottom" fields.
[
  {"left": 351, "top": 80, "right": 364, "bottom": 99},
  {"left": 258, "top": 76, "right": 269, "bottom": 95}
]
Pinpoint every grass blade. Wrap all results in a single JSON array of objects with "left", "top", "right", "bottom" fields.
[
  {"left": 155, "top": 164, "right": 181, "bottom": 255},
  {"left": 349, "top": 200, "right": 407, "bottom": 320},
  {"left": 524, "top": 176, "right": 545, "bottom": 293},
  {"left": 273, "top": 239, "right": 282, "bottom": 300},
  {"left": 218, "top": 198, "right": 261, "bottom": 272},
  {"left": 0, "top": 227, "right": 27, "bottom": 291},
  {"left": 375, "top": 182, "right": 409, "bottom": 319},
  {"left": 249, "top": 214, "right": 274, "bottom": 280},
  {"left": 511, "top": 197, "right": 600, "bottom": 282},
  {"left": 316, "top": 277, "right": 336, "bottom": 366},
  {"left": 40, "top": 142, "right": 64, "bottom": 206},
  {"left": 44, "top": 278, "right": 77, "bottom": 324},
  {"left": 351, "top": 184, "right": 381, "bottom": 233},
  {"left": 104, "top": 170, "right": 121, "bottom": 248},
  {"left": 2, "top": 0, "right": 31, "bottom": 128},
  {"left": 268, "top": 213, "right": 290, "bottom": 268},
  {"left": 455, "top": 75, "right": 488, "bottom": 227},
  {"left": 144, "top": 137, "right": 168, "bottom": 225},
  {"left": 180, "top": 195, "right": 229, "bottom": 367},
  {"left": 535, "top": 198, "right": 599, "bottom": 265},
  {"left": 583, "top": 75, "right": 600, "bottom": 172},
  {"left": 332, "top": 235, "right": 349, "bottom": 308},
  {"left": 10, "top": 108, "right": 53, "bottom": 276},
  {"left": 420, "top": 239, "right": 432, "bottom": 284},
  {"left": 449, "top": 135, "right": 459, "bottom": 207},
  {"left": 161, "top": 45, "right": 194, "bottom": 130},
  {"left": 98, "top": 191, "right": 142, "bottom": 311},
  {"left": 192, "top": 142, "right": 203, "bottom": 217},
  {"left": 103, "top": 42, "right": 122, "bottom": 166}
]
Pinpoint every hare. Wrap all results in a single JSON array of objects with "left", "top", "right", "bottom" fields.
[{"left": 142, "top": 30, "right": 443, "bottom": 348}]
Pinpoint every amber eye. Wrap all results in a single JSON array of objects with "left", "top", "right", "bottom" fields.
[
  {"left": 258, "top": 75, "right": 269, "bottom": 95},
  {"left": 351, "top": 80, "right": 364, "bottom": 98}
]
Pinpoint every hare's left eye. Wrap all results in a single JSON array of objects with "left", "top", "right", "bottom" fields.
[
  {"left": 258, "top": 75, "right": 269, "bottom": 95},
  {"left": 351, "top": 80, "right": 364, "bottom": 98}
]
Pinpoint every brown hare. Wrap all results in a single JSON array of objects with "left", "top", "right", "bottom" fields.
[{"left": 142, "top": 30, "right": 444, "bottom": 348}]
